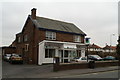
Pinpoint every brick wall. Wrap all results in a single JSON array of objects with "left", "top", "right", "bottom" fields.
[
  {"left": 53, "top": 61, "right": 118, "bottom": 71},
  {"left": 14, "top": 17, "right": 85, "bottom": 64},
  {"left": 2, "top": 47, "right": 16, "bottom": 55}
]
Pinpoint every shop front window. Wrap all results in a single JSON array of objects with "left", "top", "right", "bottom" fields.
[{"left": 45, "top": 49, "right": 55, "bottom": 58}]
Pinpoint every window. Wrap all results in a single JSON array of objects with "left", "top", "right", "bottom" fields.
[
  {"left": 45, "top": 49, "right": 55, "bottom": 58},
  {"left": 24, "top": 35, "right": 28, "bottom": 42},
  {"left": 25, "top": 44, "right": 29, "bottom": 51},
  {"left": 18, "top": 37, "right": 21, "bottom": 43},
  {"left": 64, "top": 50, "right": 69, "bottom": 57},
  {"left": 74, "top": 35, "right": 81, "bottom": 42},
  {"left": 46, "top": 31, "right": 56, "bottom": 40}
]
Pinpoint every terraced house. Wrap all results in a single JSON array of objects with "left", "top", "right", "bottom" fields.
[{"left": 11, "top": 8, "right": 87, "bottom": 65}]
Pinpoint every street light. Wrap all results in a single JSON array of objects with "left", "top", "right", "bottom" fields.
[{"left": 110, "top": 34, "right": 115, "bottom": 53}]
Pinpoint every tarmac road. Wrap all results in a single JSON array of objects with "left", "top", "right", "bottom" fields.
[
  {"left": 2, "top": 60, "right": 119, "bottom": 78},
  {"left": 56, "top": 70, "right": 119, "bottom": 78}
]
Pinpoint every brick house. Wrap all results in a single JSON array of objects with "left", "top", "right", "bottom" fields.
[
  {"left": 88, "top": 43, "right": 102, "bottom": 52},
  {"left": 103, "top": 45, "right": 116, "bottom": 53},
  {"left": 12, "top": 8, "right": 87, "bottom": 65}
]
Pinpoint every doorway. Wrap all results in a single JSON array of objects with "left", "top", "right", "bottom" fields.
[{"left": 59, "top": 50, "right": 76, "bottom": 63}]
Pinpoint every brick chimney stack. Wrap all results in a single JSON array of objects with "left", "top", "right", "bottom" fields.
[{"left": 31, "top": 8, "right": 36, "bottom": 19}]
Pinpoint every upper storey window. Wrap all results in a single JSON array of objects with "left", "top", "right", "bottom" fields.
[
  {"left": 74, "top": 35, "right": 81, "bottom": 42},
  {"left": 46, "top": 31, "right": 56, "bottom": 40},
  {"left": 24, "top": 35, "right": 28, "bottom": 42},
  {"left": 18, "top": 37, "right": 21, "bottom": 43}
]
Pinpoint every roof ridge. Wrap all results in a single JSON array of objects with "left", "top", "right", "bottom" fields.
[{"left": 36, "top": 16, "right": 74, "bottom": 25}]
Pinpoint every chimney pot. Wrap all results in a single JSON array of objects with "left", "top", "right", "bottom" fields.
[{"left": 31, "top": 8, "right": 36, "bottom": 19}]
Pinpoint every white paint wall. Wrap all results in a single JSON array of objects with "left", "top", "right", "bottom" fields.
[
  {"left": 38, "top": 42, "right": 54, "bottom": 65},
  {"left": 38, "top": 42, "right": 45, "bottom": 65},
  {"left": 63, "top": 44, "right": 76, "bottom": 49},
  {"left": 81, "top": 48, "right": 85, "bottom": 57}
]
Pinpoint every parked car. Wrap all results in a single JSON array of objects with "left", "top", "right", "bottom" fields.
[
  {"left": 88, "top": 55, "right": 103, "bottom": 61},
  {"left": 103, "top": 56, "right": 116, "bottom": 60},
  {"left": 3, "top": 54, "right": 12, "bottom": 62},
  {"left": 71, "top": 57, "right": 89, "bottom": 62},
  {"left": 9, "top": 54, "right": 23, "bottom": 64}
]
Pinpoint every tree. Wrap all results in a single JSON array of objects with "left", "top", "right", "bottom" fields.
[
  {"left": 117, "top": 36, "right": 120, "bottom": 55},
  {"left": 116, "top": 36, "right": 120, "bottom": 66}
]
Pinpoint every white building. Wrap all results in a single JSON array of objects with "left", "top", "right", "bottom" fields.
[{"left": 38, "top": 40, "right": 86, "bottom": 65}]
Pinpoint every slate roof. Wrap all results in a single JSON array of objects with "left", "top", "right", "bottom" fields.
[{"left": 30, "top": 16, "right": 86, "bottom": 36}]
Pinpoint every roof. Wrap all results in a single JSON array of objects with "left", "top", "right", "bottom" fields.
[
  {"left": 30, "top": 16, "right": 86, "bottom": 36},
  {"left": 103, "top": 45, "right": 116, "bottom": 50},
  {"left": 89, "top": 43, "right": 102, "bottom": 49}
]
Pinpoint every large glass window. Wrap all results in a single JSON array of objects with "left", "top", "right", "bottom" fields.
[
  {"left": 64, "top": 50, "right": 69, "bottom": 57},
  {"left": 46, "top": 31, "right": 56, "bottom": 40},
  {"left": 74, "top": 35, "right": 81, "bottom": 42},
  {"left": 45, "top": 49, "right": 55, "bottom": 58}
]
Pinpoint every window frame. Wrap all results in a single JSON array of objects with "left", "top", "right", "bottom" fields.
[
  {"left": 45, "top": 49, "right": 55, "bottom": 58},
  {"left": 46, "top": 31, "right": 56, "bottom": 40},
  {"left": 24, "top": 35, "right": 28, "bottom": 42},
  {"left": 74, "top": 35, "right": 81, "bottom": 42},
  {"left": 18, "top": 37, "right": 21, "bottom": 43},
  {"left": 25, "top": 44, "right": 29, "bottom": 51}
]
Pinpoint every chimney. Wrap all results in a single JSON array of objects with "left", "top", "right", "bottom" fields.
[{"left": 31, "top": 8, "right": 36, "bottom": 19}]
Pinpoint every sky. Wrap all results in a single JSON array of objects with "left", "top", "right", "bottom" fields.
[{"left": 1, "top": 0, "right": 119, "bottom": 47}]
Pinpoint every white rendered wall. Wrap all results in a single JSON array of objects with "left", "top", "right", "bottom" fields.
[
  {"left": 81, "top": 48, "right": 85, "bottom": 57},
  {"left": 38, "top": 42, "right": 45, "bottom": 65},
  {"left": 38, "top": 42, "right": 54, "bottom": 65}
]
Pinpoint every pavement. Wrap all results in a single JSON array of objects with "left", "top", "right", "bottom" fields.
[{"left": 34, "top": 66, "right": 119, "bottom": 78}]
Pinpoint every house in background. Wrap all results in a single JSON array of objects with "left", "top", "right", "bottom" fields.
[
  {"left": 11, "top": 8, "right": 87, "bottom": 65},
  {"left": 103, "top": 45, "right": 116, "bottom": 53},
  {"left": 88, "top": 43, "right": 102, "bottom": 52}
]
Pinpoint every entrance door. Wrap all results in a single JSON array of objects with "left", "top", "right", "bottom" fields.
[
  {"left": 59, "top": 50, "right": 71, "bottom": 63},
  {"left": 64, "top": 50, "right": 69, "bottom": 63}
]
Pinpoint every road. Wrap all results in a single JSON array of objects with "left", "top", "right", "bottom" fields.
[
  {"left": 56, "top": 70, "right": 119, "bottom": 78},
  {"left": 2, "top": 60, "right": 119, "bottom": 78}
]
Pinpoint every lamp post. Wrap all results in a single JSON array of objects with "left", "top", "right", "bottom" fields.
[{"left": 110, "top": 34, "right": 115, "bottom": 53}]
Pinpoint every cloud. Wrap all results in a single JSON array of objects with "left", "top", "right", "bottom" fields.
[{"left": 1, "top": 1, "right": 118, "bottom": 47}]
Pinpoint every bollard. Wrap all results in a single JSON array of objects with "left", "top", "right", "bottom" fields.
[
  {"left": 88, "top": 60, "right": 95, "bottom": 69},
  {"left": 53, "top": 57, "right": 60, "bottom": 71}
]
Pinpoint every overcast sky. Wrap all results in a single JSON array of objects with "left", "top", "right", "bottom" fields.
[{"left": 1, "top": 0, "right": 119, "bottom": 47}]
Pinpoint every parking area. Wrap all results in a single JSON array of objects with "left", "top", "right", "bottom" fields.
[{"left": 2, "top": 61, "right": 53, "bottom": 78}]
